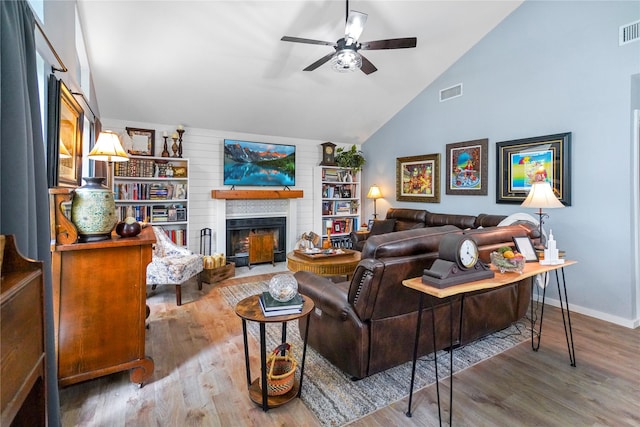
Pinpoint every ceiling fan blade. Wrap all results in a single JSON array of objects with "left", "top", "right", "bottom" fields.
[
  {"left": 303, "top": 51, "right": 337, "bottom": 72},
  {"left": 281, "top": 36, "right": 335, "bottom": 46},
  {"left": 359, "top": 54, "right": 377, "bottom": 75},
  {"left": 360, "top": 37, "right": 417, "bottom": 50},
  {"left": 345, "top": 10, "right": 367, "bottom": 43}
]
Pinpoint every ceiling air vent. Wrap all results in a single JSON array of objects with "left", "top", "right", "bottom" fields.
[
  {"left": 620, "top": 20, "right": 640, "bottom": 46},
  {"left": 440, "top": 83, "right": 462, "bottom": 102}
]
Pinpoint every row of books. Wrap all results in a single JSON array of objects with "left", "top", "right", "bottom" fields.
[
  {"left": 114, "top": 183, "right": 187, "bottom": 201},
  {"left": 162, "top": 228, "right": 187, "bottom": 246},
  {"left": 322, "top": 201, "right": 357, "bottom": 216},
  {"left": 259, "top": 292, "right": 304, "bottom": 317},
  {"left": 116, "top": 204, "right": 187, "bottom": 223},
  {"left": 114, "top": 158, "right": 156, "bottom": 178},
  {"left": 321, "top": 168, "right": 357, "bottom": 183},
  {"left": 321, "top": 184, "right": 354, "bottom": 199},
  {"left": 322, "top": 217, "right": 358, "bottom": 235}
]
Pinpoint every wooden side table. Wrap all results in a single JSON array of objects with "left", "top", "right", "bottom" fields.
[
  {"left": 402, "top": 261, "right": 577, "bottom": 425},
  {"left": 235, "top": 293, "right": 314, "bottom": 411}
]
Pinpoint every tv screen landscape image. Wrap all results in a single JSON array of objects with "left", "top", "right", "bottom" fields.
[{"left": 223, "top": 139, "right": 296, "bottom": 187}]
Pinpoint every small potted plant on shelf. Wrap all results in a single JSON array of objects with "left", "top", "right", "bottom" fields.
[{"left": 336, "top": 145, "right": 366, "bottom": 181}]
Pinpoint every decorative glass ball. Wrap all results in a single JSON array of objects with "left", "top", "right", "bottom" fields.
[{"left": 268, "top": 274, "right": 298, "bottom": 302}]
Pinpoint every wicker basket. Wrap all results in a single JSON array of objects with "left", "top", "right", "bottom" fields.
[{"left": 261, "top": 343, "right": 297, "bottom": 396}]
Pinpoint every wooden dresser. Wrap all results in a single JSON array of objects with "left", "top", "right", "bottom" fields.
[
  {"left": 1, "top": 235, "right": 46, "bottom": 426},
  {"left": 49, "top": 189, "right": 155, "bottom": 387}
]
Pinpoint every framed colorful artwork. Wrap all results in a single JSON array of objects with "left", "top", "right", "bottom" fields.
[
  {"left": 496, "top": 132, "right": 571, "bottom": 205},
  {"left": 445, "top": 138, "right": 488, "bottom": 195},
  {"left": 396, "top": 153, "right": 440, "bottom": 203}
]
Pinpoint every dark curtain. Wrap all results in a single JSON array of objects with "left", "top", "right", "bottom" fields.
[{"left": 1, "top": 1, "right": 61, "bottom": 425}]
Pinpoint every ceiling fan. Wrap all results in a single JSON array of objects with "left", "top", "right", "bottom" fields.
[{"left": 281, "top": 0, "right": 417, "bottom": 75}]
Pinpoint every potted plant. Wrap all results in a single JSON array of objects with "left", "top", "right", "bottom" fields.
[{"left": 335, "top": 145, "right": 366, "bottom": 174}]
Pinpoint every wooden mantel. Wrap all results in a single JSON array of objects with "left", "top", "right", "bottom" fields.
[{"left": 211, "top": 189, "right": 304, "bottom": 200}]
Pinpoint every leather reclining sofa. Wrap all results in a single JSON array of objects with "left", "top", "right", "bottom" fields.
[
  {"left": 295, "top": 221, "right": 539, "bottom": 380},
  {"left": 350, "top": 207, "right": 508, "bottom": 251}
]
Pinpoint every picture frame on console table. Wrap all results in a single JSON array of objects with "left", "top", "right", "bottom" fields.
[
  {"left": 125, "top": 127, "right": 155, "bottom": 156},
  {"left": 396, "top": 153, "right": 440, "bottom": 203},
  {"left": 496, "top": 132, "right": 571, "bottom": 205},
  {"left": 513, "top": 236, "right": 538, "bottom": 262},
  {"left": 445, "top": 138, "right": 488, "bottom": 195}
]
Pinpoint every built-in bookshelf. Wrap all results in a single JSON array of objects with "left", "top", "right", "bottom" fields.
[
  {"left": 112, "top": 155, "right": 189, "bottom": 246},
  {"left": 313, "top": 166, "right": 361, "bottom": 248}
]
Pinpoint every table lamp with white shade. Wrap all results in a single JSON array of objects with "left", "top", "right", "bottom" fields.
[
  {"left": 367, "top": 184, "right": 382, "bottom": 219},
  {"left": 520, "top": 181, "right": 564, "bottom": 248},
  {"left": 88, "top": 130, "right": 129, "bottom": 188}
]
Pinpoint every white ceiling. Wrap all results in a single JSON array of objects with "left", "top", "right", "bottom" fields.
[{"left": 77, "top": 1, "right": 523, "bottom": 144}]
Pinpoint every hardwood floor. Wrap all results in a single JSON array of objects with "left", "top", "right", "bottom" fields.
[{"left": 59, "top": 271, "right": 640, "bottom": 426}]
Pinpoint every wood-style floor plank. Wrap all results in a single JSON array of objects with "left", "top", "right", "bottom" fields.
[{"left": 60, "top": 272, "right": 640, "bottom": 427}]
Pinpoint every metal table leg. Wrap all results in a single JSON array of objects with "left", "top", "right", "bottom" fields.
[
  {"left": 406, "top": 293, "right": 425, "bottom": 418},
  {"left": 259, "top": 323, "right": 268, "bottom": 411},
  {"left": 531, "top": 268, "right": 576, "bottom": 366}
]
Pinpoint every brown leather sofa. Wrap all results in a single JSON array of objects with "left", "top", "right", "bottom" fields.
[
  {"left": 296, "top": 223, "right": 538, "bottom": 379},
  {"left": 350, "top": 208, "right": 508, "bottom": 251}
]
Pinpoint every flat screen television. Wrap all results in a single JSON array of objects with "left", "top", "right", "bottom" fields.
[{"left": 223, "top": 139, "right": 296, "bottom": 187}]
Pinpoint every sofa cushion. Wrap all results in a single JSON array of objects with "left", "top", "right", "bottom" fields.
[
  {"left": 361, "top": 225, "right": 461, "bottom": 259},
  {"left": 369, "top": 219, "right": 396, "bottom": 236},
  {"left": 385, "top": 208, "right": 428, "bottom": 231},
  {"left": 474, "top": 213, "right": 508, "bottom": 228},
  {"left": 426, "top": 212, "right": 477, "bottom": 229}
]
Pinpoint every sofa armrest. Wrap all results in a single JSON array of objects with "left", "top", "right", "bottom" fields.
[
  {"left": 350, "top": 230, "right": 370, "bottom": 251},
  {"left": 294, "top": 271, "right": 351, "bottom": 320}
]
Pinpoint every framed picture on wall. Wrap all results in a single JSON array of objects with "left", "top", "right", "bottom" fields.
[
  {"left": 496, "top": 132, "right": 571, "bottom": 205},
  {"left": 126, "top": 127, "right": 155, "bottom": 156},
  {"left": 47, "top": 77, "right": 84, "bottom": 187},
  {"left": 445, "top": 138, "right": 488, "bottom": 195},
  {"left": 396, "top": 153, "right": 440, "bottom": 203}
]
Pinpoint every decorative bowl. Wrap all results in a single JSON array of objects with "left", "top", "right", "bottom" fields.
[
  {"left": 490, "top": 252, "right": 525, "bottom": 273},
  {"left": 268, "top": 274, "right": 298, "bottom": 302}
]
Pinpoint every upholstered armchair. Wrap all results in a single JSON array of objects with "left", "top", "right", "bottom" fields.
[{"left": 147, "top": 226, "right": 204, "bottom": 305}]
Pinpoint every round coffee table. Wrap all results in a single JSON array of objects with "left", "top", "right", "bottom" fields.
[{"left": 286, "top": 249, "right": 361, "bottom": 280}]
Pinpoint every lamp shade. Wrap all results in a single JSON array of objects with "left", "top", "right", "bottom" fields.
[
  {"left": 521, "top": 181, "right": 564, "bottom": 209},
  {"left": 59, "top": 139, "right": 72, "bottom": 158},
  {"left": 88, "top": 131, "right": 129, "bottom": 162},
  {"left": 367, "top": 185, "right": 382, "bottom": 199}
]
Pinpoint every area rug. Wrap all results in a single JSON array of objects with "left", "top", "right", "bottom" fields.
[{"left": 220, "top": 281, "right": 530, "bottom": 427}]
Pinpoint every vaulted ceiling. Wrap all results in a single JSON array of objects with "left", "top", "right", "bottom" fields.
[{"left": 77, "top": 1, "right": 523, "bottom": 144}]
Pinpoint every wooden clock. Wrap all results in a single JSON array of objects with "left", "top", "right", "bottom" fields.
[
  {"left": 320, "top": 142, "right": 336, "bottom": 166},
  {"left": 422, "top": 234, "right": 494, "bottom": 288}
]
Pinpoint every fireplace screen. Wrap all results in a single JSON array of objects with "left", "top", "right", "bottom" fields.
[{"left": 226, "top": 217, "right": 286, "bottom": 267}]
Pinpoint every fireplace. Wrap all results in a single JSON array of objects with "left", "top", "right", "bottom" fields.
[{"left": 226, "top": 217, "right": 286, "bottom": 267}]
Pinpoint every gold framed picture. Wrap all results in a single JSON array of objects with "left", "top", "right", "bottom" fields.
[{"left": 396, "top": 153, "right": 440, "bottom": 203}]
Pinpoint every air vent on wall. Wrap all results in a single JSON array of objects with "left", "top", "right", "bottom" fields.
[
  {"left": 440, "top": 83, "right": 463, "bottom": 102},
  {"left": 620, "top": 20, "right": 640, "bottom": 46}
]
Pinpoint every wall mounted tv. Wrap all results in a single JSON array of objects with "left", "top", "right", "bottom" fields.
[{"left": 223, "top": 139, "right": 296, "bottom": 187}]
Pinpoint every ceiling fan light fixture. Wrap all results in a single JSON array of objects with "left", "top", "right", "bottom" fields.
[{"left": 331, "top": 48, "right": 362, "bottom": 72}]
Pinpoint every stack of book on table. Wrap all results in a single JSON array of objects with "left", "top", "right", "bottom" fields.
[{"left": 259, "top": 292, "right": 304, "bottom": 317}]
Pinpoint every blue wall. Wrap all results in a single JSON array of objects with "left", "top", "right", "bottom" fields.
[{"left": 362, "top": 1, "right": 640, "bottom": 325}]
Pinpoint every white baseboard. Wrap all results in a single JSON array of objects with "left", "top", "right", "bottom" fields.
[{"left": 543, "top": 297, "right": 640, "bottom": 329}]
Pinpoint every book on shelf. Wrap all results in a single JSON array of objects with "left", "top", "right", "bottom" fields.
[{"left": 259, "top": 292, "right": 304, "bottom": 314}]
